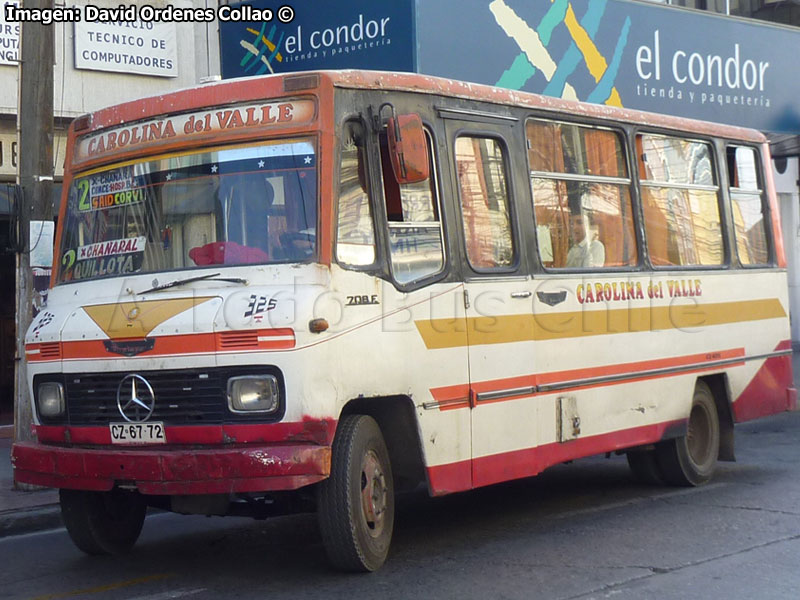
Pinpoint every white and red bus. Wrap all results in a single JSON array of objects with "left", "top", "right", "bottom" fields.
[{"left": 13, "top": 71, "right": 795, "bottom": 571}]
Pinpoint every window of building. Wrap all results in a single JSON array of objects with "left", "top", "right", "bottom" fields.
[
  {"left": 336, "top": 121, "right": 376, "bottom": 267},
  {"left": 727, "top": 145, "right": 769, "bottom": 265},
  {"left": 380, "top": 128, "right": 445, "bottom": 284},
  {"left": 527, "top": 119, "right": 637, "bottom": 269},
  {"left": 638, "top": 133, "right": 723, "bottom": 266},
  {"left": 455, "top": 136, "right": 515, "bottom": 270}
]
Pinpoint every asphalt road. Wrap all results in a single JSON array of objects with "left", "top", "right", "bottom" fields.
[{"left": 2, "top": 410, "right": 799, "bottom": 600}]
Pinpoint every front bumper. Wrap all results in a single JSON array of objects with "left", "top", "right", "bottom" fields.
[{"left": 12, "top": 441, "right": 331, "bottom": 495}]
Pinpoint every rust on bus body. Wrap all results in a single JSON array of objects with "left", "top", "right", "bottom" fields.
[
  {"left": 331, "top": 70, "right": 765, "bottom": 143},
  {"left": 12, "top": 440, "right": 332, "bottom": 495}
]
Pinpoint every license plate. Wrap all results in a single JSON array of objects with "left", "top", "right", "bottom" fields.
[{"left": 110, "top": 422, "right": 166, "bottom": 444}]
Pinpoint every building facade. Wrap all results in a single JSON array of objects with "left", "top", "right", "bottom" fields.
[{"left": 0, "top": 1, "right": 222, "bottom": 424}]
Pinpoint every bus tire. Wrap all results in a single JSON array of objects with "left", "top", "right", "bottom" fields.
[
  {"left": 656, "top": 381, "right": 720, "bottom": 486},
  {"left": 626, "top": 450, "right": 664, "bottom": 484},
  {"left": 59, "top": 488, "right": 147, "bottom": 555},
  {"left": 317, "top": 415, "right": 395, "bottom": 572}
]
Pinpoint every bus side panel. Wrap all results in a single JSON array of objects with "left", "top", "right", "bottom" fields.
[
  {"left": 424, "top": 269, "right": 793, "bottom": 493},
  {"left": 731, "top": 340, "right": 795, "bottom": 422},
  {"left": 323, "top": 268, "right": 474, "bottom": 494}
]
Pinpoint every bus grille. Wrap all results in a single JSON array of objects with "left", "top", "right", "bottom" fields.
[
  {"left": 36, "top": 366, "right": 284, "bottom": 426},
  {"left": 39, "top": 343, "right": 62, "bottom": 360}
]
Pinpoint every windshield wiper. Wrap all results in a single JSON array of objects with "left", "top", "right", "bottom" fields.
[{"left": 137, "top": 272, "right": 248, "bottom": 295}]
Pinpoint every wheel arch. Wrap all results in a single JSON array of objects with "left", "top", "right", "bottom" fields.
[
  {"left": 339, "top": 395, "right": 426, "bottom": 492},
  {"left": 697, "top": 373, "right": 735, "bottom": 462}
]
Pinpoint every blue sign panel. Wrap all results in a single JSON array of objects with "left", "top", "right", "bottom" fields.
[
  {"left": 219, "top": 0, "right": 415, "bottom": 78},
  {"left": 416, "top": 0, "right": 800, "bottom": 134}
]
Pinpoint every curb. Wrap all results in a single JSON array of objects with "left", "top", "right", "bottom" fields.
[{"left": 0, "top": 504, "right": 62, "bottom": 538}]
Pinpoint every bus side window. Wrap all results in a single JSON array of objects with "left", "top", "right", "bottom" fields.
[
  {"left": 455, "top": 136, "right": 515, "bottom": 270},
  {"left": 379, "top": 127, "right": 445, "bottom": 284},
  {"left": 527, "top": 119, "right": 636, "bottom": 269},
  {"left": 727, "top": 145, "right": 769, "bottom": 265},
  {"left": 336, "top": 121, "right": 376, "bottom": 267},
  {"left": 638, "top": 134, "right": 723, "bottom": 267}
]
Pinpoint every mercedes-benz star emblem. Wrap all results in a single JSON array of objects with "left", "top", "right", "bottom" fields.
[{"left": 116, "top": 374, "right": 156, "bottom": 423}]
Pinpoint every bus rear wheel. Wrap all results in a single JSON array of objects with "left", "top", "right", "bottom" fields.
[
  {"left": 317, "top": 415, "right": 395, "bottom": 572},
  {"left": 656, "top": 381, "right": 720, "bottom": 486},
  {"left": 59, "top": 488, "right": 147, "bottom": 555}
]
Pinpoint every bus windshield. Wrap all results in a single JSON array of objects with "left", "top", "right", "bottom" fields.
[{"left": 57, "top": 138, "right": 317, "bottom": 284}]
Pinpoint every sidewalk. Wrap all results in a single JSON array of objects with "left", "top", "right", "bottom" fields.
[
  {"left": 2, "top": 351, "right": 800, "bottom": 539},
  {"left": 0, "top": 430, "right": 61, "bottom": 537}
]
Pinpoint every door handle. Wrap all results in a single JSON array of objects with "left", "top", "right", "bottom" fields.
[{"left": 510, "top": 291, "right": 532, "bottom": 299}]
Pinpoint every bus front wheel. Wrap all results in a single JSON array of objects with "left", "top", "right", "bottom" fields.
[
  {"left": 59, "top": 488, "right": 147, "bottom": 555},
  {"left": 656, "top": 381, "right": 720, "bottom": 486},
  {"left": 317, "top": 414, "right": 395, "bottom": 572}
]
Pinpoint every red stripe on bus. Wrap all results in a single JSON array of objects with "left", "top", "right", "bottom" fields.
[
  {"left": 427, "top": 419, "right": 685, "bottom": 496},
  {"left": 26, "top": 329, "right": 296, "bottom": 362},
  {"left": 733, "top": 340, "right": 795, "bottom": 421},
  {"left": 427, "top": 341, "right": 793, "bottom": 495},
  {"left": 471, "top": 421, "right": 683, "bottom": 490},
  {"left": 430, "top": 348, "right": 745, "bottom": 410},
  {"left": 428, "top": 384, "right": 471, "bottom": 411}
]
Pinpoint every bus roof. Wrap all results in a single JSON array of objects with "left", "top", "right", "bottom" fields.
[{"left": 74, "top": 69, "right": 765, "bottom": 145}]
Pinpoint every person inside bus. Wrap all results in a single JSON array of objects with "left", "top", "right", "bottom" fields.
[{"left": 566, "top": 212, "right": 605, "bottom": 268}]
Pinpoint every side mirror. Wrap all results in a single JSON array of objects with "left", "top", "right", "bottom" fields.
[{"left": 387, "top": 113, "right": 430, "bottom": 185}]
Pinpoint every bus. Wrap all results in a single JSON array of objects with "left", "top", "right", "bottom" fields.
[{"left": 12, "top": 70, "right": 795, "bottom": 572}]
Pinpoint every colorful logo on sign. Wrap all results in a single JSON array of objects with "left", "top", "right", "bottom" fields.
[
  {"left": 219, "top": 0, "right": 414, "bottom": 79},
  {"left": 239, "top": 22, "right": 285, "bottom": 75},
  {"left": 491, "top": 0, "right": 630, "bottom": 107}
]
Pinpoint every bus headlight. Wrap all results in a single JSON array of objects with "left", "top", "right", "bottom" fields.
[
  {"left": 37, "top": 382, "right": 65, "bottom": 417},
  {"left": 227, "top": 375, "right": 280, "bottom": 413}
]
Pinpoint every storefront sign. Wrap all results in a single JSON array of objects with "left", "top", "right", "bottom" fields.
[
  {"left": 74, "top": 20, "right": 177, "bottom": 77},
  {"left": 416, "top": 0, "right": 800, "bottom": 134},
  {"left": 219, "top": 0, "right": 414, "bottom": 77}
]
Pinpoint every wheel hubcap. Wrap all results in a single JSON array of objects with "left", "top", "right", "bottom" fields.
[{"left": 360, "top": 450, "right": 387, "bottom": 538}]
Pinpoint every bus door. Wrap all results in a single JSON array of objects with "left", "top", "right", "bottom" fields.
[
  {"left": 365, "top": 112, "right": 473, "bottom": 490},
  {"left": 444, "top": 115, "right": 540, "bottom": 488}
]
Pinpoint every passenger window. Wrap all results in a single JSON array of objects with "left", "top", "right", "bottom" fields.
[
  {"left": 336, "top": 121, "right": 376, "bottom": 267},
  {"left": 727, "top": 146, "right": 769, "bottom": 265},
  {"left": 638, "top": 134, "right": 723, "bottom": 266},
  {"left": 455, "top": 136, "right": 515, "bottom": 270},
  {"left": 527, "top": 120, "right": 636, "bottom": 269},
  {"left": 380, "top": 128, "right": 445, "bottom": 284}
]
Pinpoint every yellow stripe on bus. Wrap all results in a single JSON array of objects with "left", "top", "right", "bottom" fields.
[
  {"left": 84, "top": 297, "right": 216, "bottom": 339},
  {"left": 415, "top": 298, "right": 786, "bottom": 349}
]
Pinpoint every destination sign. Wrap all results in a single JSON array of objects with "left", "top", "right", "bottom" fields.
[{"left": 74, "top": 99, "right": 316, "bottom": 163}]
